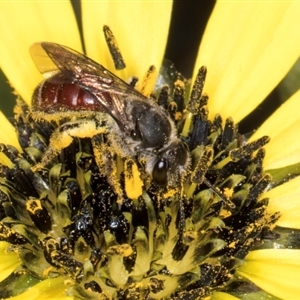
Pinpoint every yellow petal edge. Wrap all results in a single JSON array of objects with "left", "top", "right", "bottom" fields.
[
  {"left": 252, "top": 89, "right": 300, "bottom": 169},
  {"left": 264, "top": 175, "right": 300, "bottom": 229},
  {"left": 82, "top": 1, "right": 172, "bottom": 86},
  {"left": 0, "top": 241, "right": 20, "bottom": 283},
  {"left": 194, "top": 2, "right": 300, "bottom": 123},
  {"left": 237, "top": 249, "right": 300, "bottom": 299},
  {"left": 0, "top": 2, "right": 82, "bottom": 104},
  {"left": 8, "top": 276, "right": 73, "bottom": 300},
  {"left": 0, "top": 111, "right": 21, "bottom": 152}
]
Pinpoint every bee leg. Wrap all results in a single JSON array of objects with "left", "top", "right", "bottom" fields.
[
  {"left": 32, "top": 119, "right": 107, "bottom": 171},
  {"left": 91, "top": 134, "right": 126, "bottom": 204}
]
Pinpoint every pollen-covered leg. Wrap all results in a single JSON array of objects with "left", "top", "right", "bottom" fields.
[
  {"left": 91, "top": 136, "right": 144, "bottom": 202},
  {"left": 91, "top": 135, "right": 131, "bottom": 203},
  {"left": 32, "top": 119, "right": 107, "bottom": 171}
]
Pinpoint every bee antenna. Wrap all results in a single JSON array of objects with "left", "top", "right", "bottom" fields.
[
  {"left": 178, "top": 196, "right": 185, "bottom": 240},
  {"left": 103, "top": 25, "right": 126, "bottom": 70},
  {"left": 203, "top": 178, "right": 235, "bottom": 209},
  {"left": 191, "top": 146, "right": 235, "bottom": 210}
]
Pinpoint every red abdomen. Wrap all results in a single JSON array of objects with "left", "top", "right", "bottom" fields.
[{"left": 32, "top": 72, "right": 102, "bottom": 112}]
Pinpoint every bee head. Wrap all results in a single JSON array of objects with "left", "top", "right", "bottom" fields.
[{"left": 152, "top": 140, "right": 190, "bottom": 187}]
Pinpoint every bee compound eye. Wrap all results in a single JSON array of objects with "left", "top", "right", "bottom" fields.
[{"left": 152, "top": 158, "right": 168, "bottom": 186}]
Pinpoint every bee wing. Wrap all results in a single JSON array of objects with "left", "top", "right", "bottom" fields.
[
  {"left": 30, "top": 42, "right": 142, "bottom": 96},
  {"left": 30, "top": 42, "right": 145, "bottom": 133}
]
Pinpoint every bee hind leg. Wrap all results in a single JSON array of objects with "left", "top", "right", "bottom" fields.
[{"left": 32, "top": 119, "right": 107, "bottom": 171}]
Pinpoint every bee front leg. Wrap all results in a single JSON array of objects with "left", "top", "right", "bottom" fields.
[{"left": 32, "top": 119, "right": 107, "bottom": 171}]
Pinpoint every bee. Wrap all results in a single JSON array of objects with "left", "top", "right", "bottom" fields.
[{"left": 29, "top": 42, "right": 190, "bottom": 193}]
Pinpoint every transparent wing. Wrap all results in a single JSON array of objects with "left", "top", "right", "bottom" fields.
[
  {"left": 30, "top": 42, "right": 142, "bottom": 96},
  {"left": 30, "top": 42, "right": 145, "bottom": 133}
]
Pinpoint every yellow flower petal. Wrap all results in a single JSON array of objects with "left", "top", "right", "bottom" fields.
[
  {"left": 8, "top": 277, "right": 72, "bottom": 300},
  {"left": 237, "top": 249, "right": 300, "bottom": 299},
  {"left": 81, "top": 1, "right": 172, "bottom": 83},
  {"left": 264, "top": 176, "right": 300, "bottom": 229},
  {"left": 0, "top": 2, "right": 82, "bottom": 104},
  {"left": 194, "top": 2, "right": 300, "bottom": 122},
  {"left": 0, "top": 242, "right": 20, "bottom": 283},
  {"left": 251, "top": 89, "right": 300, "bottom": 169},
  {"left": 0, "top": 111, "right": 21, "bottom": 151}
]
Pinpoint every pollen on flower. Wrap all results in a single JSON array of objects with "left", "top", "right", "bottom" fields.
[
  {"left": 0, "top": 55, "right": 281, "bottom": 299},
  {"left": 124, "top": 158, "right": 143, "bottom": 199}
]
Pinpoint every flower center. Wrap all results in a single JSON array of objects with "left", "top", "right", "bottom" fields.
[{"left": 0, "top": 62, "right": 280, "bottom": 299}]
